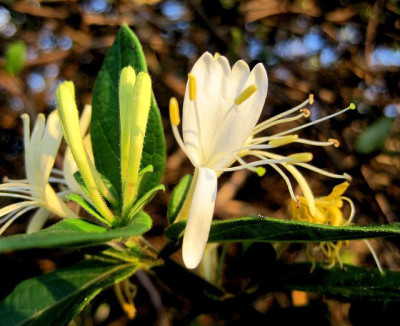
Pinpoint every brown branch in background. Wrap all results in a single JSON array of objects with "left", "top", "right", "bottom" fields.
[{"left": 365, "top": 0, "right": 386, "bottom": 84}]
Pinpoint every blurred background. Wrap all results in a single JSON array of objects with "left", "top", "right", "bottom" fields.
[{"left": 0, "top": 0, "right": 400, "bottom": 325}]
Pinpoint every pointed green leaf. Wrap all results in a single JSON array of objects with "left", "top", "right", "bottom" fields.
[
  {"left": 168, "top": 174, "right": 193, "bottom": 224},
  {"left": 165, "top": 216, "right": 400, "bottom": 243},
  {"left": 0, "top": 213, "right": 152, "bottom": 253},
  {"left": 0, "top": 260, "right": 137, "bottom": 326},
  {"left": 91, "top": 24, "right": 165, "bottom": 195}
]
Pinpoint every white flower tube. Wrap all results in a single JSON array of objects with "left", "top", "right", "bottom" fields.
[{"left": 182, "top": 167, "right": 217, "bottom": 269}]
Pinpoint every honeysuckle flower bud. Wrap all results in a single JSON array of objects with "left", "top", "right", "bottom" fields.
[
  {"left": 170, "top": 52, "right": 355, "bottom": 269},
  {"left": 56, "top": 81, "right": 115, "bottom": 225},
  {"left": 120, "top": 68, "right": 152, "bottom": 220},
  {"left": 0, "top": 111, "right": 79, "bottom": 235}
]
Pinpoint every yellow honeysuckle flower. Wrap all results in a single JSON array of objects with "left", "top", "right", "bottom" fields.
[
  {"left": 290, "top": 182, "right": 355, "bottom": 269},
  {"left": 291, "top": 182, "right": 354, "bottom": 226}
]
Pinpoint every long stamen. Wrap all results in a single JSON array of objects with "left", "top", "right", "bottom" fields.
[
  {"left": 0, "top": 206, "right": 37, "bottom": 235},
  {"left": 341, "top": 196, "right": 355, "bottom": 224},
  {"left": 235, "top": 155, "right": 266, "bottom": 176},
  {"left": 253, "top": 111, "right": 308, "bottom": 135},
  {"left": 50, "top": 168, "right": 65, "bottom": 176},
  {"left": 0, "top": 193, "right": 34, "bottom": 201},
  {"left": 48, "top": 177, "right": 68, "bottom": 185},
  {"left": 256, "top": 151, "right": 316, "bottom": 215},
  {"left": 275, "top": 103, "right": 356, "bottom": 137},
  {"left": 364, "top": 239, "right": 384, "bottom": 275},
  {"left": 294, "top": 138, "right": 339, "bottom": 147},
  {"left": 216, "top": 157, "right": 303, "bottom": 172},
  {"left": 251, "top": 151, "right": 298, "bottom": 201},
  {"left": 294, "top": 163, "right": 352, "bottom": 181},
  {"left": 252, "top": 98, "right": 311, "bottom": 134}
]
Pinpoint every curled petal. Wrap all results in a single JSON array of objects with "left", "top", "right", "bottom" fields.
[{"left": 182, "top": 168, "right": 217, "bottom": 269}]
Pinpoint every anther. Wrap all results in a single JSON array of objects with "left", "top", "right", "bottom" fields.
[
  {"left": 343, "top": 173, "right": 352, "bottom": 181},
  {"left": 234, "top": 85, "right": 258, "bottom": 105},
  {"left": 169, "top": 97, "right": 181, "bottom": 126},
  {"left": 309, "top": 94, "right": 314, "bottom": 105},
  {"left": 188, "top": 73, "right": 197, "bottom": 101},
  {"left": 269, "top": 135, "right": 298, "bottom": 148},
  {"left": 300, "top": 108, "right": 310, "bottom": 118},
  {"left": 296, "top": 196, "right": 301, "bottom": 209},
  {"left": 256, "top": 167, "right": 266, "bottom": 177},
  {"left": 287, "top": 153, "right": 313, "bottom": 163},
  {"left": 328, "top": 138, "right": 340, "bottom": 147}
]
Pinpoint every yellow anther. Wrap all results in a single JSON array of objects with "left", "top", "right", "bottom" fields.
[
  {"left": 287, "top": 153, "right": 313, "bottom": 163},
  {"left": 234, "top": 84, "right": 258, "bottom": 105},
  {"left": 256, "top": 167, "right": 266, "bottom": 177},
  {"left": 349, "top": 103, "right": 356, "bottom": 110},
  {"left": 300, "top": 108, "right": 310, "bottom": 118},
  {"left": 188, "top": 73, "right": 197, "bottom": 101},
  {"left": 309, "top": 94, "right": 314, "bottom": 105},
  {"left": 328, "top": 138, "right": 340, "bottom": 147},
  {"left": 269, "top": 135, "right": 298, "bottom": 147},
  {"left": 214, "top": 52, "right": 220, "bottom": 60},
  {"left": 169, "top": 97, "right": 181, "bottom": 126}
]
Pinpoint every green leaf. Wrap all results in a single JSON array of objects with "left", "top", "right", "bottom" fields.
[
  {"left": 165, "top": 216, "right": 400, "bottom": 243},
  {"left": 5, "top": 41, "right": 26, "bottom": 75},
  {"left": 168, "top": 174, "right": 193, "bottom": 224},
  {"left": 355, "top": 117, "right": 394, "bottom": 154},
  {"left": 0, "top": 260, "right": 137, "bottom": 326},
  {"left": 0, "top": 213, "right": 152, "bottom": 253},
  {"left": 274, "top": 263, "right": 400, "bottom": 302},
  {"left": 128, "top": 184, "right": 165, "bottom": 221},
  {"left": 91, "top": 24, "right": 165, "bottom": 195},
  {"left": 67, "top": 193, "right": 110, "bottom": 226}
]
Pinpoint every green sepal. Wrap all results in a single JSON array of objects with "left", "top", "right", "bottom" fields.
[{"left": 126, "top": 184, "right": 165, "bottom": 223}]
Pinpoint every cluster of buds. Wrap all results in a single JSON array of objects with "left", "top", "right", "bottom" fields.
[{"left": 55, "top": 66, "right": 152, "bottom": 227}]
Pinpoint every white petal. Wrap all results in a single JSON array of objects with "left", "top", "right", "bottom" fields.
[
  {"left": 26, "top": 207, "right": 51, "bottom": 234},
  {"left": 26, "top": 114, "right": 46, "bottom": 190},
  {"left": 43, "top": 183, "right": 79, "bottom": 218},
  {"left": 182, "top": 167, "right": 217, "bottom": 269},
  {"left": 210, "top": 63, "right": 268, "bottom": 169},
  {"left": 181, "top": 53, "right": 268, "bottom": 169},
  {"left": 41, "top": 110, "right": 63, "bottom": 184},
  {"left": 182, "top": 53, "right": 233, "bottom": 164}
]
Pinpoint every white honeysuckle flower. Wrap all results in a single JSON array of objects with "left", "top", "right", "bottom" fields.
[
  {"left": 0, "top": 110, "right": 80, "bottom": 235},
  {"left": 169, "top": 52, "right": 355, "bottom": 269}
]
